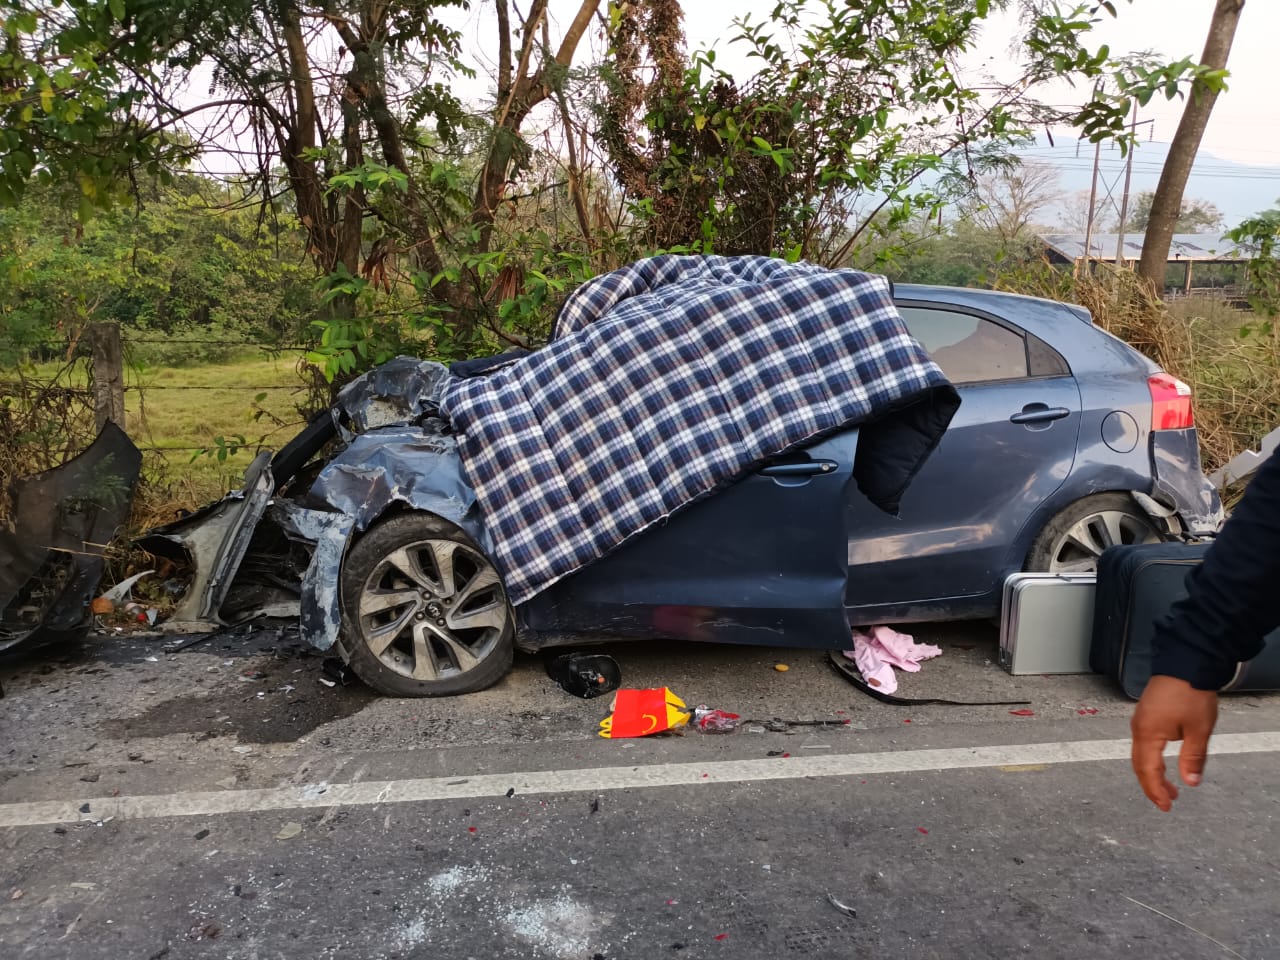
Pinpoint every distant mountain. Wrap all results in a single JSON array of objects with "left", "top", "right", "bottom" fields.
[{"left": 1011, "top": 136, "right": 1280, "bottom": 229}]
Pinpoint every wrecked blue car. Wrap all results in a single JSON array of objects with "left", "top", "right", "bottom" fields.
[{"left": 140, "top": 256, "right": 1221, "bottom": 697}]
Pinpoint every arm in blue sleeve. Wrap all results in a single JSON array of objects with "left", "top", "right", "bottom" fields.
[{"left": 1152, "top": 449, "right": 1280, "bottom": 690}]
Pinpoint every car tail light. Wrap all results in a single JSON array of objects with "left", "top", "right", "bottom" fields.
[{"left": 1148, "top": 373, "right": 1194, "bottom": 430}]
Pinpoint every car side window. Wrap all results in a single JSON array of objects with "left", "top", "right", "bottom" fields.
[{"left": 896, "top": 305, "right": 1029, "bottom": 384}]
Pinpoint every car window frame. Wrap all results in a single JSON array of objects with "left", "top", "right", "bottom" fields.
[{"left": 892, "top": 298, "right": 1072, "bottom": 385}]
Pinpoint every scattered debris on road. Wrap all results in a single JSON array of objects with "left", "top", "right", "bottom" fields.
[
  {"left": 692, "top": 706, "right": 741, "bottom": 733},
  {"left": 0, "top": 423, "right": 142, "bottom": 657},
  {"left": 598, "top": 687, "right": 692, "bottom": 738},
  {"left": 826, "top": 893, "right": 857, "bottom": 919},
  {"left": 828, "top": 650, "right": 1031, "bottom": 706},
  {"left": 321, "top": 657, "right": 357, "bottom": 686},
  {"left": 546, "top": 652, "right": 621, "bottom": 699}
]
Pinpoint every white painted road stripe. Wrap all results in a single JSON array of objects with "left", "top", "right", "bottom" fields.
[{"left": 2, "top": 731, "right": 1277, "bottom": 828}]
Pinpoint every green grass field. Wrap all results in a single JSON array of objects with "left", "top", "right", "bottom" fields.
[
  {"left": 127, "top": 353, "right": 321, "bottom": 504},
  {"left": 24, "top": 351, "right": 321, "bottom": 508}
]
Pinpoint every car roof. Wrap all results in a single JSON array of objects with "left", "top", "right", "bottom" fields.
[{"left": 892, "top": 283, "right": 1088, "bottom": 323}]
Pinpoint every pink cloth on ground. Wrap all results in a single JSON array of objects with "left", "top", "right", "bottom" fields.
[{"left": 841, "top": 625, "right": 943, "bottom": 694}]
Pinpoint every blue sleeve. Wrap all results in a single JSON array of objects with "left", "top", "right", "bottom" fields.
[{"left": 1152, "top": 449, "right": 1280, "bottom": 689}]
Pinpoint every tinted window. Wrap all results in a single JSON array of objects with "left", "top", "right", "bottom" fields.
[
  {"left": 897, "top": 306, "right": 1028, "bottom": 383},
  {"left": 1027, "top": 331, "right": 1071, "bottom": 377}
]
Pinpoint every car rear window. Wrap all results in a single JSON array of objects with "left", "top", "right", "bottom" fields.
[{"left": 897, "top": 306, "right": 1029, "bottom": 383}]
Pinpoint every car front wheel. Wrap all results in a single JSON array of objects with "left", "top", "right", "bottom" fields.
[
  {"left": 1025, "top": 493, "right": 1164, "bottom": 575},
  {"left": 338, "top": 513, "right": 514, "bottom": 697}
]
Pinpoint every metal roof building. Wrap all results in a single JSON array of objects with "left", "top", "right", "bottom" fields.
[{"left": 1037, "top": 233, "right": 1252, "bottom": 296}]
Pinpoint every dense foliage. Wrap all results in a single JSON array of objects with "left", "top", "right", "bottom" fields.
[
  {"left": 0, "top": 0, "right": 1245, "bottom": 377},
  {"left": 0, "top": 174, "right": 319, "bottom": 365}
]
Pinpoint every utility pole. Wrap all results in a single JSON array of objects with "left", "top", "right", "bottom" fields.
[
  {"left": 1114, "top": 99, "right": 1139, "bottom": 268},
  {"left": 1081, "top": 140, "right": 1102, "bottom": 277}
]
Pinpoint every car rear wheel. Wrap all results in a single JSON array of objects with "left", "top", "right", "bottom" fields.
[
  {"left": 338, "top": 513, "right": 514, "bottom": 697},
  {"left": 1025, "top": 493, "right": 1164, "bottom": 575}
]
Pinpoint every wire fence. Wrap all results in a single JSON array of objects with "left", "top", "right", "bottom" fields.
[{"left": 2, "top": 328, "right": 328, "bottom": 483}]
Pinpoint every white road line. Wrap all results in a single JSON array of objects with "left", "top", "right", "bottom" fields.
[{"left": 1, "top": 731, "right": 1277, "bottom": 829}]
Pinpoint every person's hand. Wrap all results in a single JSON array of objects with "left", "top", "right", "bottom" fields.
[{"left": 1130, "top": 675, "right": 1219, "bottom": 811}]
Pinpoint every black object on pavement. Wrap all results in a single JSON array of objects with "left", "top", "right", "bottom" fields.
[
  {"left": 545, "top": 652, "right": 622, "bottom": 699},
  {"left": 827, "top": 650, "right": 1030, "bottom": 706},
  {"left": 322, "top": 657, "right": 358, "bottom": 686}
]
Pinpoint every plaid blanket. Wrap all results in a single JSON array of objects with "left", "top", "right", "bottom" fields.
[{"left": 439, "top": 255, "right": 958, "bottom": 606}]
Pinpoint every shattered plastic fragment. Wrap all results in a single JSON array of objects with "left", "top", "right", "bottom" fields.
[
  {"left": 102, "top": 570, "right": 154, "bottom": 604},
  {"left": 693, "top": 706, "right": 742, "bottom": 733},
  {"left": 826, "top": 893, "right": 857, "bottom": 919},
  {"left": 1009, "top": 709, "right": 1036, "bottom": 717},
  {"left": 275, "top": 822, "right": 302, "bottom": 840}
]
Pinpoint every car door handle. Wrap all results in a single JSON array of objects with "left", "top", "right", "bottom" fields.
[
  {"left": 1009, "top": 404, "right": 1071, "bottom": 425},
  {"left": 759, "top": 460, "right": 839, "bottom": 477}
]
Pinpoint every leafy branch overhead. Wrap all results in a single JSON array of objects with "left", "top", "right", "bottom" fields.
[
  {"left": 0, "top": 0, "right": 1244, "bottom": 378},
  {"left": 596, "top": 0, "right": 1220, "bottom": 265}
]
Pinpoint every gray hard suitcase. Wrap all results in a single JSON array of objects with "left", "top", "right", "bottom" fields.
[
  {"left": 1090, "top": 542, "right": 1280, "bottom": 699},
  {"left": 999, "top": 573, "right": 1096, "bottom": 675}
]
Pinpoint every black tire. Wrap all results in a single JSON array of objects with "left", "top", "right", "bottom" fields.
[
  {"left": 338, "top": 513, "right": 514, "bottom": 697},
  {"left": 1025, "top": 492, "right": 1164, "bottom": 575}
]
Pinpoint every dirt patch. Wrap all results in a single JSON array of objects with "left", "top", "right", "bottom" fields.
[{"left": 101, "top": 658, "right": 379, "bottom": 744}]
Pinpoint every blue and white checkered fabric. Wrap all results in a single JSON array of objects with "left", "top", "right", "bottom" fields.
[{"left": 439, "top": 255, "right": 953, "bottom": 606}]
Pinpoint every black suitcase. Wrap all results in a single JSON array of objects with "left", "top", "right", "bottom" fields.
[{"left": 1091, "top": 542, "right": 1280, "bottom": 699}]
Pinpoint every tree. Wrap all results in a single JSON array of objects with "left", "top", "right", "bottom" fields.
[
  {"left": 966, "top": 161, "right": 1062, "bottom": 243},
  {"left": 1137, "top": 0, "right": 1245, "bottom": 289},
  {"left": 1125, "top": 191, "right": 1223, "bottom": 233},
  {"left": 0, "top": 0, "right": 1242, "bottom": 379},
  {"left": 0, "top": 173, "right": 320, "bottom": 363},
  {"left": 1228, "top": 197, "right": 1280, "bottom": 316},
  {"left": 1056, "top": 190, "right": 1116, "bottom": 234},
  {"left": 0, "top": 0, "right": 245, "bottom": 216},
  {"left": 595, "top": 0, "right": 1220, "bottom": 266}
]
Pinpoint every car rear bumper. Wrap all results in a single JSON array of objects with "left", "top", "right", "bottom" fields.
[{"left": 1150, "top": 428, "right": 1224, "bottom": 536}]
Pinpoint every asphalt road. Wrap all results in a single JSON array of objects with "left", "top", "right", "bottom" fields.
[{"left": 2, "top": 621, "right": 1278, "bottom": 960}]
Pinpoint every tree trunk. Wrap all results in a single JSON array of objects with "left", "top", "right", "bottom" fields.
[
  {"left": 471, "top": 0, "right": 599, "bottom": 253},
  {"left": 1136, "top": 0, "right": 1245, "bottom": 292}
]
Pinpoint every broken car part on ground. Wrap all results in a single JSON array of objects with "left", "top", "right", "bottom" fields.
[{"left": 0, "top": 422, "right": 141, "bottom": 656}]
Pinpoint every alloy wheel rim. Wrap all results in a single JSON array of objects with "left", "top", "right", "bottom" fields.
[
  {"left": 1047, "top": 509, "right": 1162, "bottom": 574},
  {"left": 357, "top": 538, "right": 508, "bottom": 681}
]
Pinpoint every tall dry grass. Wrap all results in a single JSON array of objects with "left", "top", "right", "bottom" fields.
[{"left": 993, "top": 264, "right": 1280, "bottom": 479}]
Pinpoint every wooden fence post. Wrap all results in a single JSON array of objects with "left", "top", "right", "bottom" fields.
[{"left": 88, "top": 322, "right": 125, "bottom": 433}]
